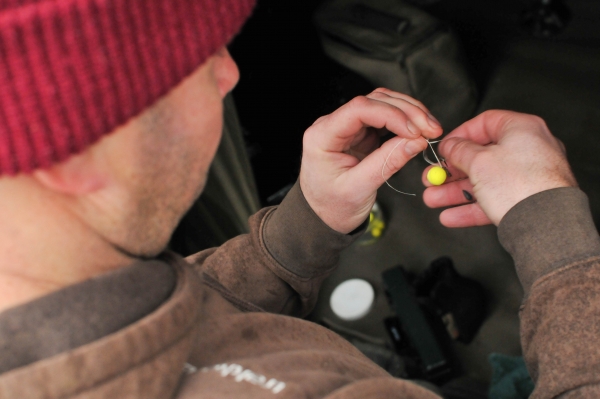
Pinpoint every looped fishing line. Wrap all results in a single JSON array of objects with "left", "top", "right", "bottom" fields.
[{"left": 381, "top": 139, "right": 444, "bottom": 196}]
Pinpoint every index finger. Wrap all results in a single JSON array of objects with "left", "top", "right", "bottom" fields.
[
  {"left": 305, "top": 96, "right": 422, "bottom": 153},
  {"left": 440, "top": 110, "right": 524, "bottom": 150}
]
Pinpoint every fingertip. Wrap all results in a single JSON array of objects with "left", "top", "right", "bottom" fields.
[
  {"left": 439, "top": 209, "right": 459, "bottom": 228},
  {"left": 422, "top": 127, "right": 444, "bottom": 140},
  {"left": 426, "top": 114, "right": 442, "bottom": 131},
  {"left": 439, "top": 213, "right": 453, "bottom": 228},
  {"left": 422, "top": 186, "right": 437, "bottom": 207},
  {"left": 439, "top": 204, "right": 493, "bottom": 228},
  {"left": 428, "top": 112, "right": 441, "bottom": 124}
]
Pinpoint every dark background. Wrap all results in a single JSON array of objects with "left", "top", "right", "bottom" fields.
[
  {"left": 229, "top": 0, "right": 593, "bottom": 204},
  {"left": 229, "top": 0, "right": 371, "bottom": 204}
]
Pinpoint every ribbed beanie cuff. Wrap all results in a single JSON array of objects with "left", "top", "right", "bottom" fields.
[{"left": 0, "top": 0, "right": 256, "bottom": 175}]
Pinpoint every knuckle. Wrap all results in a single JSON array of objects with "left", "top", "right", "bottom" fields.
[
  {"left": 526, "top": 114, "right": 547, "bottom": 127},
  {"left": 312, "top": 115, "right": 328, "bottom": 126},
  {"left": 481, "top": 109, "right": 502, "bottom": 118},
  {"left": 373, "top": 87, "right": 390, "bottom": 94},
  {"left": 483, "top": 109, "right": 515, "bottom": 119},
  {"left": 411, "top": 98, "right": 426, "bottom": 109},
  {"left": 389, "top": 106, "right": 407, "bottom": 120},
  {"left": 303, "top": 126, "right": 318, "bottom": 147},
  {"left": 492, "top": 109, "right": 516, "bottom": 126},
  {"left": 367, "top": 91, "right": 390, "bottom": 101},
  {"left": 349, "top": 95, "right": 370, "bottom": 109},
  {"left": 415, "top": 111, "right": 431, "bottom": 126},
  {"left": 483, "top": 109, "right": 517, "bottom": 131},
  {"left": 384, "top": 153, "right": 406, "bottom": 175},
  {"left": 497, "top": 111, "right": 548, "bottom": 133},
  {"left": 532, "top": 116, "right": 554, "bottom": 137},
  {"left": 521, "top": 114, "right": 549, "bottom": 132},
  {"left": 367, "top": 91, "right": 386, "bottom": 100}
]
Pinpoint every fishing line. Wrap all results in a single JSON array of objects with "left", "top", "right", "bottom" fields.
[
  {"left": 381, "top": 139, "right": 445, "bottom": 196},
  {"left": 381, "top": 139, "right": 415, "bottom": 196}
]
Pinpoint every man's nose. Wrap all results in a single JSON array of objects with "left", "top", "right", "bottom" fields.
[{"left": 214, "top": 47, "right": 240, "bottom": 98}]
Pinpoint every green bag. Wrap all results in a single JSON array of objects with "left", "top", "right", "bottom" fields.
[{"left": 315, "top": 0, "right": 477, "bottom": 131}]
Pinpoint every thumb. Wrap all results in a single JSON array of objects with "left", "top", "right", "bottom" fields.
[
  {"left": 346, "top": 136, "right": 427, "bottom": 193},
  {"left": 439, "top": 137, "right": 486, "bottom": 177}
]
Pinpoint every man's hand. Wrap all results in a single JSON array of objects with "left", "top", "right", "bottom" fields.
[
  {"left": 300, "top": 88, "right": 443, "bottom": 234},
  {"left": 423, "top": 110, "right": 578, "bottom": 227}
]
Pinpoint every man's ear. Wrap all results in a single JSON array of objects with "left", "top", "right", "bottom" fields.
[{"left": 32, "top": 151, "right": 107, "bottom": 195}]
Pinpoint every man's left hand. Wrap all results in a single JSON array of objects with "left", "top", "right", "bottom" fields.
[{"left": 300, "top": 88, "right": 443, "bottom": 234}]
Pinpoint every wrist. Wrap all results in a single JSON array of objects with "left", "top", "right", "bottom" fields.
[
  {"left": 484, "top": 177, "right": 577, "bottom": 225},
  {"left": 263, "top": 181, "right": 365, "bottom": 277},
  {"left": 498, "top": 187, "right": 600, "bottom": 297},
  {"left": 299, "top": 176, "right": 370, "bottom": 234}
]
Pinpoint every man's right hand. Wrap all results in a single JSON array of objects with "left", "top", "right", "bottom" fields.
[{"left": 423, "top": 110, "right": 578, "bottom": 227}]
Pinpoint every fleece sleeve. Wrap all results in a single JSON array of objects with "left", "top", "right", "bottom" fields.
[
  {"left": 498, "top": 187, "right": 600, "bottom": 398},
  {"left": 186, "top": 181, "right": 365, "bottom": 317}
]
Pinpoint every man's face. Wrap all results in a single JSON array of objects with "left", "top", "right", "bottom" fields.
[{"left": 87, "top": 48, "right": 240, "bottom": 257}]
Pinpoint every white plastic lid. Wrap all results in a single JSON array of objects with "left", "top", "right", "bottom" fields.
[{"left": 329, "top": 279, "right": 375, "bottom": 321}]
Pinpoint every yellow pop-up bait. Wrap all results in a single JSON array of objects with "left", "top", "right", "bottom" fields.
[
  {"left": 427, "top": 165, "right": 447, "bottom": 186},
  {"left": 382, "top": 138, "right": 449, "bottom": 195}
]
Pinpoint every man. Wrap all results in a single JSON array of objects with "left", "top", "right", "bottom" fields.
[{"left": 0, "top": 1, "right": 597, "bottom": 399}]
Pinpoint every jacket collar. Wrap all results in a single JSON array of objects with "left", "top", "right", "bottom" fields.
[{"left": 0, "top": 252, "right": 201, "bottom": 399}]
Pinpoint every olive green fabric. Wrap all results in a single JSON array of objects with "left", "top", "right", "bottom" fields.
[{"left": 314, "top": 0, "right": 477, "bottom": 131}]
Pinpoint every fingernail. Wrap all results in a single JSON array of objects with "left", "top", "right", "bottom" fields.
[
  {"left": 406, "top": 120, "right": 419, "bottom": 136},
  {"left": 405, "top": 139, "right": 424, "bottom": 156},
  {"left": 462, "top": 190, "right": 473, "bottom": 201},
  {"left": 427, "top": 114, "right": 441, "bottom": 129}
]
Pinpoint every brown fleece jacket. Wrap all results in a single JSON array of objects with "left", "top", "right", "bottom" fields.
[
  {"left": 498, "top": 188, "right": 600, "bottom": 398},
  {"left": 0, "top": 184, "right": 598, "bottom": 398}
]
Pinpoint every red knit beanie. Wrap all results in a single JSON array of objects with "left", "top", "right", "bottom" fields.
[{"left": 0, "top": 0, "right": 256, "bottom": 175}]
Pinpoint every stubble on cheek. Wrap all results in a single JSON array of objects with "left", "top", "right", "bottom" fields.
[{"left": 121, "top": 71, "right": 224, "bottom": 255}]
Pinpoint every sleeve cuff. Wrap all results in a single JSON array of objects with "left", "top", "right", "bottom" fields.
[
  {"left": 498, "top": 187, "right": 600, "bottom": 297},
  {"left": 262, "top": 181, "right": 366, "bottom": 278}
]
